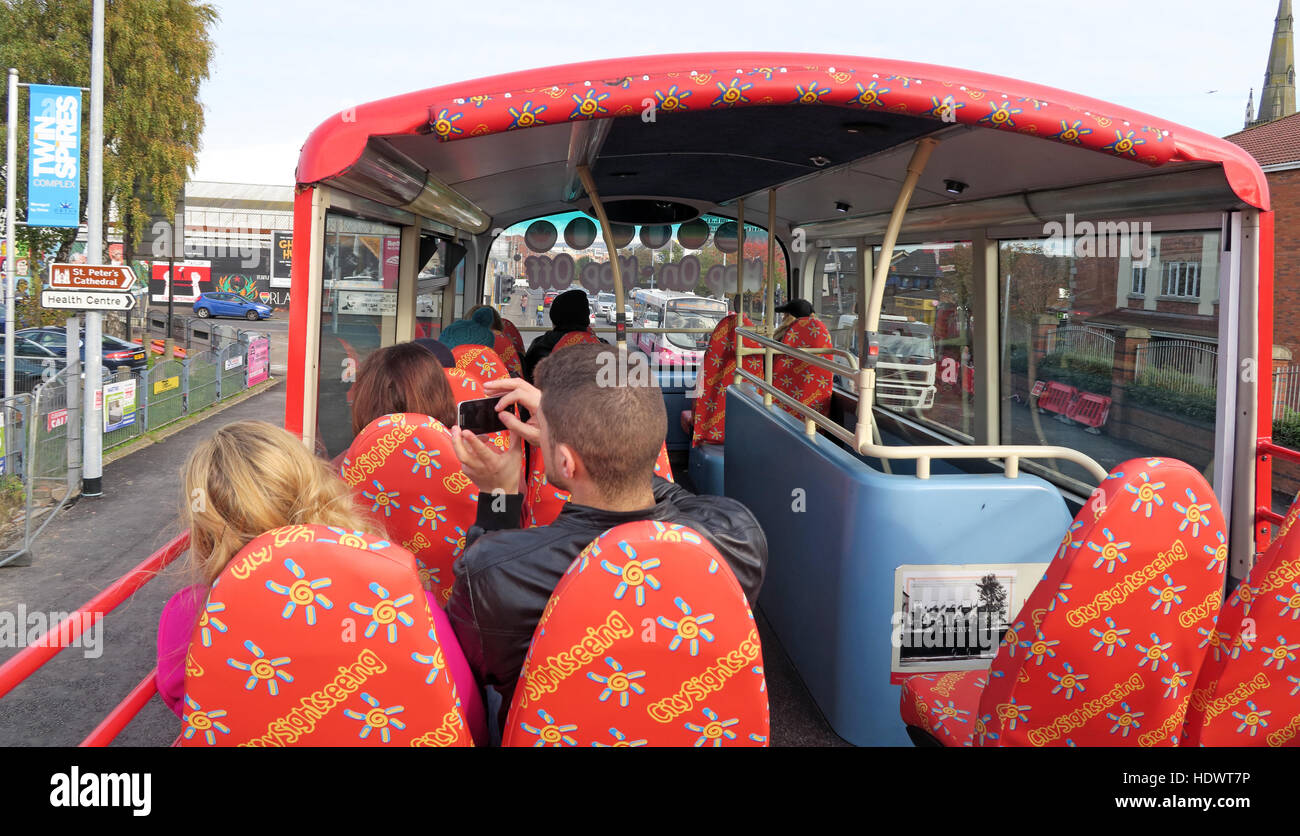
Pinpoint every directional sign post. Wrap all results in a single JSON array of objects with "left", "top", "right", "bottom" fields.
[
  {"left": 47, "top": 263, "right": 135, "bottom": 291},
  {"left": 40, "top": 289, "right": 135, "bottom": 311}
]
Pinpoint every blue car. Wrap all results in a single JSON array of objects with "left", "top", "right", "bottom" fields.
[{"left": 193, "top": 292, "right": 272, "bottom": 321}]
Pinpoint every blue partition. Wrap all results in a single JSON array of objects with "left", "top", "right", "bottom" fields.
[
  {"left": 657, "top": 367, "right": 698, "bottom": 453},
  {"left": 724, "top": 387, "right": 1071, "bottom": 746},
  {"left": 688, "top": 442, "right": 726, "bottom": 496}
]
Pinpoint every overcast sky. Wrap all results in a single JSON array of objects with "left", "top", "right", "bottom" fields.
[{"left": 193, "top": 0, "right": 1287, "bottom": 185}]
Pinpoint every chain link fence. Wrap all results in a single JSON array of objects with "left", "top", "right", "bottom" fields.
[{"left": 0, "top": 335, "right": 274, "bottom": 566}]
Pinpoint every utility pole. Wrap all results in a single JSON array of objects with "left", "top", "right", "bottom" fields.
[{"left": 82, "top": 0, "right": 105, "bottom": 497}]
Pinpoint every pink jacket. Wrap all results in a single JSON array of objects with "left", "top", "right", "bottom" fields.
[{"left": 156, "top": 583, "right": 488, "bottom": 746}]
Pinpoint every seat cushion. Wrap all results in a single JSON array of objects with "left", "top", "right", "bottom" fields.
[{"left": 899, "top": 670, "right": 990, "bottom": 747}]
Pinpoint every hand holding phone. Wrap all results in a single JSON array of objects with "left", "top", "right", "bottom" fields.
[{"left": 457, "top": 395, "right": 507, "bottom": 436}]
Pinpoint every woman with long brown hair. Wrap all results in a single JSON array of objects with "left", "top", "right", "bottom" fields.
[{"left": 350, "top": 342, "right": 458, "bottom": 436}]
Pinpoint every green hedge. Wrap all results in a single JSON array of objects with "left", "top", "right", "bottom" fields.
[
  {"left": 1124, "top": 382, "right": 1216, "bottom": 424},
  {"left": 1276, "top": 409, "right": 1300, "bottom": 450},
  {"left": 1033, "top": 352, "right": 1112, "bottom": 394}
]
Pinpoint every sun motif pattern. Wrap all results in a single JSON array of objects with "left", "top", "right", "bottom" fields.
[
  {"left": 902, "top": 458, "right": 1227, "bottom": 747},
  {"left": 445, "top": 344, "right": 514, "bottom": 452},
  {"left": 181, "top": 524, "right": 470, "bottom": 747},
  {"left": 772, "top": 315, "right": 833, "bottom": 419},
  {"left": 1184, "top": 489, "right": 1300, "bottom": 746},
  {"left": 502, "top": 520, "right": 768, "bottom": 747},
  {"left": 691, "top": 314, "right": 763, "bottom": 447},
  {"left": 341, "top": 413, "right": 480, "bottom": 602}
]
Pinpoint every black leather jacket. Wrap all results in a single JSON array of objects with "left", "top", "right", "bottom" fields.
[{"left": 446, "top": 477, "right": 767, "bottom": 727}]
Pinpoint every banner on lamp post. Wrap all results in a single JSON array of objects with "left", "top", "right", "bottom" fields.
[{"left": 27, "top": 85, "right": 82, "bottom": 229}]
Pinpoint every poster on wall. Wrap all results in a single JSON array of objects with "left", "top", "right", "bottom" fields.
[
  {"left": 150, "top": 260, "right": 210, "bottom": 303},
  {"left": 889, "top": 562, "right": 1047, "bottom": 683},
  {"left": 271, "top": 231, "right": 293, "bottom": 288},
  {"left": 335, "top": 289, "right": 397, "bottom": 317},
  {"left": 103, "top": 379, "right": 137, "bottom": 432}
]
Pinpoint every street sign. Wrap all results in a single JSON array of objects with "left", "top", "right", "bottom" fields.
[
  {"left": 41, "top": 289, "right": 136, "bottom": 311},
  {"left": 48, "top": 263, "right": 135, "bottom": 291}
]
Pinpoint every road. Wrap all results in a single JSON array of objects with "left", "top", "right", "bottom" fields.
[{"left": 143, "top": 303, "right": 288, "bottom": 375}]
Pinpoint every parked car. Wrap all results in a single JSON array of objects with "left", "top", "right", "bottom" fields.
[
  {"left": 543, "top": 290, "right": 560, "bottom": 307},
  {"left": 16, "top": 326, "right": 148, "bottom": 372},
  {"left": 193, "top": 292, "right": 272, "bottom": 321},
  {"left": 0, "top": 335, "right": 115, "bottom": 394}
]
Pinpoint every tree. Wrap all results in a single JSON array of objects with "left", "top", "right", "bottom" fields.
[
  {"left": 976, "top": 573, "right": 1008, "bottom": 624},
  {"left": 0, "top": 0, "right": 218, "bottom": 325}
]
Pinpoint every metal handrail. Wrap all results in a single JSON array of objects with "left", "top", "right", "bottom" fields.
[
  {"left": 80, "top": 669, "right": 158, "bottom": 747},
  {"left": 734, "top": 328, "right": 1108, "bottom": 484}
]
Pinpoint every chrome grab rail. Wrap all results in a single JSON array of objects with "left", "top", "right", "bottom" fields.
[{"left": 733, "top": 326, "right": 1108, "bottom": 484}]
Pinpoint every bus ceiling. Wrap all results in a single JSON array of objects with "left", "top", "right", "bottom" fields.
[{"left": 294, "top": 54, "right": 1269, "bottom": 237}]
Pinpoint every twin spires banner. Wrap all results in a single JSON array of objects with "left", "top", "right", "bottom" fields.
[{"left": 27, "top": 85, "right": 82, "bottom": 228}]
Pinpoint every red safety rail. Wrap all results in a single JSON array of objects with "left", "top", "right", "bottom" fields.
[
  {"left": 1030, "top": 379, "right": 1047, "bottom": 398},
  {"left": 80, "top": 669, "right": 159, "bottom": 747},
  {"left": 1036, "top": 381, "right": 1076, "bottom": 415},
  {"left": 0, "top": 532, "right": 189, "bottom": 744},
  {"left": 1257, "top": 441, "right": 1300, "bottom": 529},
  {"left": 1067, "top": 392, "right": 1112, "bottom": 429}
]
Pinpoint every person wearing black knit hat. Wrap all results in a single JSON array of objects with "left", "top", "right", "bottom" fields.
[{"left": 521, "top": 288, "right": 594, "bottom": 382}]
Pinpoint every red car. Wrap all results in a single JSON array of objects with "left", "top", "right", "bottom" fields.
[{"left": 543, "top": 291, "right": 559, "bottom": 306}]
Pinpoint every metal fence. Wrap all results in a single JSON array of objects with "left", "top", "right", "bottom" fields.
[
  {"left": 1274, "top": 366, "right": 1300, "bottom": 421},
  {"left": 1044, "top": 326, "right": 1115, "bottom": 366},
  {"left": 1134, "top": 339, "right": 1218, "bottom": 395}
]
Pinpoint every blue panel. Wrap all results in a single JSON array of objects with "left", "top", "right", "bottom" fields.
[
  {"left": 723, "top": 387, "right": 1071, "bottom": 746},
  {"left": 656, "top": 368, "right": 697, "bottom": 452},
  {"left": 689, "top": 442, "right": 726, "bottom": 496}
]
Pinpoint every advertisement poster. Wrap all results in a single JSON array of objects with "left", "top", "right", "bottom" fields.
[
  {"left": 270, "top": 231, "right": 293, "bottom": 288},
  {"left": 27, "top": 85, "right": 82, "bottom": 228},
  {"left": 103, "top": 379, "right": 137, "bottom": 432},
  {"left": 889, "top": 562, "right": 1047, "bottom": 683},
  {"left": 247, "top": 337, "right": 270, "bottom": 385},
  {"left": 382, "top": 236, "right": 401, "bottom": 286},
  {"left": 336, "top": 289, "right": 397, "bottom": 317},
  {"left": 150, "top": 260, "right": 210, "bottom": 303}
]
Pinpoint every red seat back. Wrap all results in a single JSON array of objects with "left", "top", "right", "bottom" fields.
[
  {"left": 341, "top": 414, "right": 477, "bottom": 605},
  {"left": 553, "top": 330, "right": 602, "bottom": 353},
  {"left": 502, "top": 520, "right": 768, "bottom": 746},
  {"left": 493, "top": 333, "right": 523, "bottom": 377},
  {"left": 691, "top": 313, "right": 761, "bottom": 446},
  {"left": 445, "top": 344, "right": 512, "bottom": 450},
  {"left": 1182, "top": 496, "right": 1300, "bottom": 746},
  {"left": 182, "top": 524, "right": 471, "bottom": 747},
  {"left": 501, "top": 318, "right": 525, "bottom": 359},
  {"left": 976, "top": 458, "right": 1226, "bottom": 746},
  {"left": 774, "top": 316, "right": 833, "bottom": 417},
  {"left": 524, "top": 444, "right": 673, "bottom": 528}
]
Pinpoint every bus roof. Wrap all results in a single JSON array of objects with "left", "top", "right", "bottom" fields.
[{"left": 296, "top": 52, "right": 1269, "bottom": 235}]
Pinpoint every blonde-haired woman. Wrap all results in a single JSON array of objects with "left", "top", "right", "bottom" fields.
[{"left": 154, "top": 420, "right": 486, "bottom": 743}]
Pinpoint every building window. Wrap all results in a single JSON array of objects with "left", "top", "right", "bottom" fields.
[
  {"left": 1131, "top": 265, "right": 1147, "bottom": 296},
  {"left": 1161, "top": 262, "right": 1200, "bottom": 299}
]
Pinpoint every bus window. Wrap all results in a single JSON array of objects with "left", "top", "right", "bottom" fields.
[
  {"left": 316, "top": 213, "right": 403, "bottom": 458},
  {"left": 415, "top": 234, "right": 456, "bottom": 341},
  {"left": 873, "top": 242, "right": 968, "bottom": 434},
  {"left": 998, "top": 229, "right": 1222, "bottom": 492}
]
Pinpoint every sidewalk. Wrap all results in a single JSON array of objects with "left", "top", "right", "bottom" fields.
[{"left": 0, "top": 380, "right": 285, "bottom": 746}]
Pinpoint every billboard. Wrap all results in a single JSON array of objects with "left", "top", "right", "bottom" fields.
[
  {"left": 27, "top": 85, "right": 82, "bottom": 228},
  {"left": 271, "top": 231, "right": 293, "bottom": 288}
]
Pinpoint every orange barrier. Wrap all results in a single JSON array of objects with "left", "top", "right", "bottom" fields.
[
  {"left": 149, "top": 339, "right": 187, "bottom": 358},
  {"left": 0, "top": 532, "right": 189, "bottom": 701},
  {"left": 79, "top": 669, "right": 159, "bottom": 747}
]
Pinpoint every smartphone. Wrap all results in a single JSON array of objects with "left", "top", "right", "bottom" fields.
[{"left": 458, "top": 395, "right": 507, "bottom": 436}]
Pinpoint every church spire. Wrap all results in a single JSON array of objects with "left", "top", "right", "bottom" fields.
[
  {"left": 1246, "top": 87, "right": 1256, "bottom": 129},
  {"left": 1254, "top": 0, "right": 1296, "bottom": 126}
]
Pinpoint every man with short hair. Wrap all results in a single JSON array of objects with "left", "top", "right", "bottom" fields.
[{"left": 447, "top": 343, "right": 767, "bottom": 727}]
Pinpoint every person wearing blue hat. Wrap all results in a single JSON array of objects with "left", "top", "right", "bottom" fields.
[{"left": 438, "top": 306, "right": 498, "bottom": 350}]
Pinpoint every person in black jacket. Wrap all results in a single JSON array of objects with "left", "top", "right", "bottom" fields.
[
  {"left": 446, "top": 343, "right": 767, "bottom": 731},
  {"left": 521, "top": 288, "right": 592, "bottom": 382}
]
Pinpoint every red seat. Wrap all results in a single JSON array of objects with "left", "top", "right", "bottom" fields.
[
  {"left": 341, "top": 414, "right": 478, "bottom": 606},
  {"left": 689, "top": 314, "right": 761, "bottom": 445},
  {"left": 901, "top": 458, "right": 1227, "bottom": 746},
  {"left": 501, "top": 318, "right": 525, "bottom": 360},
  {"left": 181, "top": 524, "right": 471, "bottom": 747},
  {"left": 1182, "top": 495, "right": 1300, "bottom": 746},
  {"left": 445, "top": 344, "right": 513, "bottom": 451},
  {"left": 493, "top": 333, "right": 523, "bottom": 377},
  {"left": 524, "top": 444, "right": 673, "bottom": 528},
  {"left": 502, "top": 520, "right": 769, "bottom": 746},
  {"left": 774, "top": 316, "right": 833, "bottom": 418},
  {"left": 553, "top": 330, "right": 602, "bottom": 352}
]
